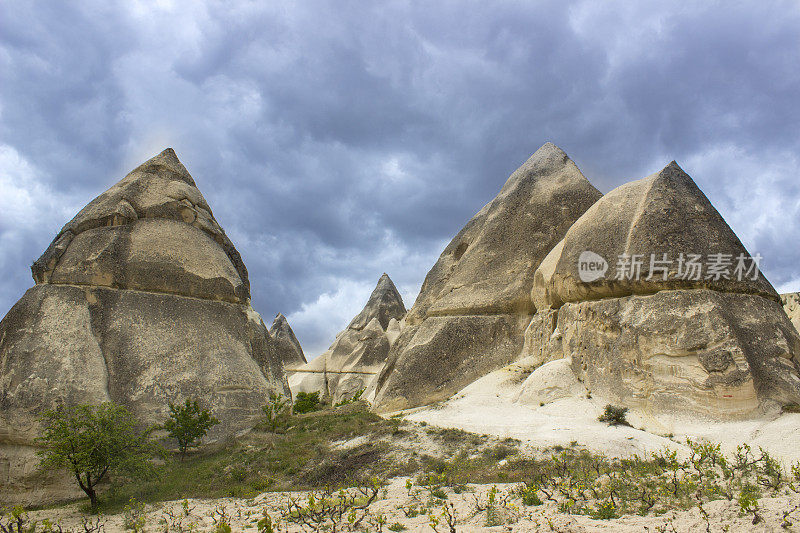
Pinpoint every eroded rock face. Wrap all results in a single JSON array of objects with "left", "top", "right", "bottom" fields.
[
  {"left": 32, "top": 148, "right": 250, "bottom": 301},
  {"left": 557, "top": 290, "right": 800, "bottom": 416},
  {"left": 783, "top": 293, "right": 800, "bottom": 335},
  {"left": 288, "top": 274, "right": 406, "bottom": 404},
  {"left": 373, "top": 143, "right": 602, "bottom": 411},
  {"left": 405, "top": 143, "right": 603, "bottom": 324},
  {"left": 522, "top": 163, "right": 800, "bottom": 418},
  {"left": 532, "top": 162, "right": 778, "bottom": 309},
  {"left": 0, "top": 149, "right": 288, "bottom": 503},
  {"left": 270, "top": 313, "right": 306, "bottom": 367}
]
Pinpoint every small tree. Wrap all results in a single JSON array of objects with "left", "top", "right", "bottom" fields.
[
  {"left": 598, "top": 404, "right": 631, "bottom": 427},
  {"left": 163, "top": 399, "right": 219, "bottom": 460},
  {"left": 293, "top": 391, "right": 321, "bottom": 414},
  {"left": 36, "top": 403, "right": 158, "bottom": 512},
  {"left": 262, "top": 392, "right": 290, "bottom": 432}
]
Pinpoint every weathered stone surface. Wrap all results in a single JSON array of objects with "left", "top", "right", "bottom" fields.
[
  {"left": 533, "top": 162, "right": 778, "bottom": 309},
  {"left": 373, "top": 314, "right": 527, "bottom": 412},
  {"left": 557, "top": 290, "right": 800, "bottom": 417},
  {"left": 50, "top": 219, "right": 244, "bottom": 302},
  {"left": 31, "top": 148, "right": 250, "bottom": 301},
  {"left": 0, "top": 149, "right": 288, "bottom": 503},
  {"left": 288, "top": 275, "right": 406, "bottom": 404},
  {"left": 519, "top": 309, "right": 560, "bottom": 368},
  {"left": 270, "top": 313, "right": 306, "bottom": 367},
  {"left": 783, "top": 292, "right": 800, "bottom": 335},
  {"left": 373, "top": 144, "right": 601, "bottom": 411},
  {"left": 406, "top": 143, "right": 602, "bottom": 324},
  {"left": 348, "top": 274, "right": 406, "bottom": 330},
  {"left": 514, "top": 358, "right": 586, "bottom": 406}
]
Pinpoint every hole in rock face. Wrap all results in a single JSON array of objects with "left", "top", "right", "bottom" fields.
[{"left": 453, "top": 242, "right": 469, "bottom": 261}]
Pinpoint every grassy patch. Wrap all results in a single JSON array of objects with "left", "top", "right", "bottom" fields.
[{"left": 100, "top": 402, "right": 401, "bottom": 512}]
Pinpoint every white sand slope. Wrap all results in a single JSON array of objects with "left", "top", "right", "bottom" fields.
[{"left": 395, "top": 357, "right": 800, "bottom": 464}]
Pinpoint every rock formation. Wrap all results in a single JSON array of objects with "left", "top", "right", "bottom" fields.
[
  {"left": 270, "top": 313, "right": 306, "bottom": 367},
  {"left": 0, "top": 149, "right": 288, "bottom": 499},
  {"left": 289, "top": 274, "right": 406, "bottom": 404},
  {"left": 373, "top": 143, "right": 603, "bottom": 411},
  {"left": 526, "top": 162, "right": 800, "bottom": 417},
  {"left": 783, "top": 292, "right": 800, "bottom": 335}
]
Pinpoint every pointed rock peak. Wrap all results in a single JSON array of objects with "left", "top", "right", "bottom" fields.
[
  {"left": 347, "top": 274, "right": 407, "bottom": 331},
  {"left": 514, "top": 142, "right": 575, "bottom": 177},
  {"left": 30, "top": 149, "right": 251, "bottom": 301},
  {"left": 132, "top": 148, "right": 196, "bottom": 186},
  {"left": 270, "top": 313, "right": 306, "bottom": 365},
  {"left": 270, "top": 313, "right": 293, "bottom": 336}
]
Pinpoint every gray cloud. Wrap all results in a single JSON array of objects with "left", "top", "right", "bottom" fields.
[{"left": 2, "top": 0, "right": 799, "bottom": 356}]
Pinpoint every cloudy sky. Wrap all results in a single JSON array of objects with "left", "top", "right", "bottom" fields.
[{"left": 1, "top": 1, "right": 799, "bottom": 357}]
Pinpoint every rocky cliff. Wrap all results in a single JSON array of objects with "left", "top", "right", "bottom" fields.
[{"left": 0, "top": 149, "right": 288, "bottom": 501}]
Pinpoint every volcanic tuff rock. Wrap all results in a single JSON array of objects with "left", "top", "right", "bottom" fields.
[
  {"left": 524, "top": 163, "right": 800, "bottom": 417},
  {"left": 289, "top": 274, "right": 406, "bottom": 404},
  {"left": 0, "top": 149, "right": 288, "bottom": 502},
  {"left": 270, "top": 313, "right": 306, "bottom": 366},
  {"left": 532, "top": 162, "right": 778, "bottom": 309},
  {"left": 783, "top": 293, "right": 800, "bottom": 335},
  {"left": 373, "top": 143, "right": 603, "bottom": 411}
]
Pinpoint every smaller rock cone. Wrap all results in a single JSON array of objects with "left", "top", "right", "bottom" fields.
[{"left": 270, "top": 313, "right": 307, "bottom": 367}]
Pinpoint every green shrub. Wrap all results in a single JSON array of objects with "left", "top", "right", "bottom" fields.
[
  {"left": 163, "top": 399, "right": 219, "bottom": 460},
  {"left": 590, "top": 500, "right": 617, "bottom": 520},
  {"left": 598, "top": 404, "right": 631, "bottom": 426},
  {"left": 36, "top": 403, "right": 159, "bottom": 512},
  {"left": 388, "top": 522, "right": 407, "bottom": 531},
  {"left": 335, "top": 388, "right": 365, "bottom": 407},
  {"left": 262, "top": 393, "right": 291, "bottom": 432},
  {"left": 293, "top": 391, "right": 322, "bottom": 414}
]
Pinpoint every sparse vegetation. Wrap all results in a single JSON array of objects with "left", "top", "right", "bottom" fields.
[
  {"left": 334, "top": 387, "right": 365, "bottom": 407},
  {"left": 293, "top": 391, "right": 322, "bottom": 414},
  {"left": 21, "top": 401, "right": 800, "bottom": 530},
  {"left": 163, "top": 399, "right": 219, "bottom": 460},
  {"left": 36, "top": 403, "right": 159, "bottom": 512},
  {"left": 261, "top": 392, "right": 290, "bottom": 432},
  {"left": 598, "top": 404, "right": 631, "bottom": 426}
]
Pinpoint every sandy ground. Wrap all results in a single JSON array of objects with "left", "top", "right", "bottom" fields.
[
  {"left": 397, "top": 359, "right": 800, "bottom": 465},
  {"left": 27, "top": 476, "right": 800, "bottom": 532},
  {"left": 21, "top": 360, "right": 800, "bottom": 531}
]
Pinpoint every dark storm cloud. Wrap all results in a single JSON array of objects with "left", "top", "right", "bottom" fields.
[{"left": 2, "top": 1, "right": 799, "bottom": 355}]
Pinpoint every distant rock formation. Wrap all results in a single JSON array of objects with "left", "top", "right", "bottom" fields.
[
  {"left": 0, "top": 149, "right": 288, "bottom": 500},
  {"left": 270, "top": 313, "right": 306, "bottom": 366},
  {"left": 373, "top": 143, "right": 603, "bottom": 411},
  {"left": 289, "top": 274, "right": 406, "bottom": 404},
  {"left": 783, "top": 293, "right": 800, "bottom": 335},
  {"left": 526, "top": 162, "right": 800, "bottom": 417}
]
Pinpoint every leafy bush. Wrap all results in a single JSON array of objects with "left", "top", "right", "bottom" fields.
[
  {"left": 598, "top": 404, "right": 631, "bottom": 426},
  {"left": 262, "top": 393, "right": 291, "bottom": 432},
  {"left": 36, "top": 403, "right": 159, "bottom": 512},
  {"left": 293, "top": 391, "right": 322, "bottom": 414},
  {"left": 335, "top": 388, "right": 365, "bottom": 407},
  {"left": 163, "top": 399, "right": 219, "bottom": 460}
]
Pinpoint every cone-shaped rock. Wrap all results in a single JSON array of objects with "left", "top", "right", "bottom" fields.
[
  {"left": 348, "top": 273, "right": 406, "bottom": 330},
  {"left": 289, "top": 274, "right": 407, "bottom": 404},
  {"left": 0, "top": 149, "right": 288, "bottom": 504},
  {"left": 270, "top": 313, "right": 306, "bottom": 367},
  {"left": 532, "top": 161, "right": 778, "bottom": 309},
  {"left": 373, "top": 143, "right": 603, "bottom": 411},
  {"left": 524, "top": 163, "right": 800, "bottom": 418}
]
